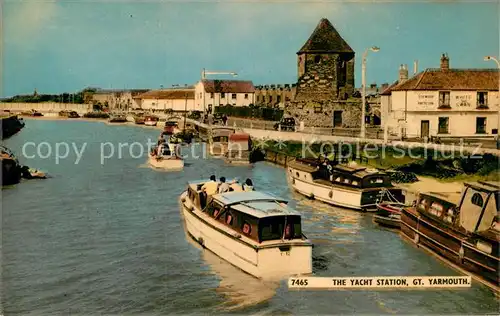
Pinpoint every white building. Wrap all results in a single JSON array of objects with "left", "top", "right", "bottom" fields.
[
  {"left": 194, "top": 79, "right": 255, "bottom": 113},
  {"left": 91, "top": 89, "right": 149, "bottom": 110},
  {"left": 134, "top": 88, "right": 196, "bottom": 112},
  {"left": 381, "top": 54, "right": 499, "bottom": 139}
]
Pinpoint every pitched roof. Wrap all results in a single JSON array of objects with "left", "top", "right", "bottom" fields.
[
  {"left": 133, "top": 89, "right": 194, "bottom": 100},
  {"left": 94, "top": 89, "right": 150, "bottom": 95},
  {"left": 392, "top": 69, "right": 499, "bottom": 91},
  {"left": 379, "top": 80, "right": 400, "bottom": 96},
  {"left": 201, "top": 80, "right": 255, "bottom": 93},
  {"left": 297, "top": 18, "right": 354, "bottom": 54}
]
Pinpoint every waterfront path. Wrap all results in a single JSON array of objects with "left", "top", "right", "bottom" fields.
[
  {"left": 189, "top": 118, "right": 500, "bottom": 155},
  {"left": 2, "top": 119, "right": 498, "bottom": 314}
]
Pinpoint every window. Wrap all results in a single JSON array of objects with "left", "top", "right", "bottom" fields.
[
  {"left": 285, "top": 96, "right": 291, "bottom": 102},
  {"left": 210, "top": 93, "right": 214, "bottom": 99},
  {"left": 477, "top": 92, "right": 488, "bottom": 108},
  {"left": 314, "top": 55, "right": 321, "bottom": 63},
  {"left": 277, "top": 95, "right": 281, "bottom": 103},
  {"left": 333, "top": 110, "right": 343, "bottom": 127},
  {"left": 438, "top": 91, "right": 450, "bottom": 108},
  {"left": 199, "top": 93, "right": 202, "bottom": 99},
  {"left": 225, "top": 213, "right": 234, "bottom": 225},
  {"left": 476, "top": 117, "right": 487, "bottom": 134},
  {"left": 314, "top": 104, "right": 322, "bottom": 113},
  {"left": 242, "top": 222, "right": 252, "bottom": 235},
  {"left": 471, "top": 193, "right": 484, "bottom": 207},
  {"left": 438, "top": 117, "right": 449, "bottom": 134},
  {"left": 232, "top": 93, "right": 237, "bottom": 99},
  {"left": 221, "top": 93, "right": 225, "bottom": 98},
  {"left": 269, "top": 96, "right": 273, "bottom": 103},
  {"left": 244, "top": 94, "right": 248, "bottom": 99}
]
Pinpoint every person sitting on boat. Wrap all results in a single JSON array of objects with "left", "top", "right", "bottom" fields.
[
  {"left": 229, "top": 179, "right": 243, "bottom": 192},
  {"left": 201, "top": 175, "right": 218, "bottom": 196},
  {"left": 242, "top": 178, "right": 254, "bottom": 191},
  {"left": 218, "top": 177, "right": 230, "bottom": 194}
]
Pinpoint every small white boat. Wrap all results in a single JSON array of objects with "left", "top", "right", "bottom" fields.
[
  {"left": 144, "top": 115, "right": 159, "bottom": 126},
  {"left": 288, "top": 159, "right": 405, "bottom": 211},
  {"left": 148, "top": 143, "right": 184, "bottom": 170},
  {"left": 180, "top": 182, "right": 313, "bottom": 279}
]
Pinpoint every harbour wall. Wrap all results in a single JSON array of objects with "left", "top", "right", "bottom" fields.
[{"left": 0, "top": 102, "right": 91, "bottom": 114}]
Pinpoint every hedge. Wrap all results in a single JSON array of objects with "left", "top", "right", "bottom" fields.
[{"left": 214, "top": 105, "right": 283, "bottom": 121}]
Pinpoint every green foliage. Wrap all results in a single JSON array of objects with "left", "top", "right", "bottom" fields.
[
  {"left": 4, "top": 91, "right": 85, "bottom": 104},
  {"left": 215, "top": 105, "right": 283, "bottom": 121}
]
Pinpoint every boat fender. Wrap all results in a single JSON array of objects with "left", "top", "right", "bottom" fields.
[
  {"left": 413, "top": 233, "right": 419, "bottom": 244},
  {"left": 198, "top": 237, "right": 205, "bottom": 248},
  {"left": 181, "top": 197, "right": 186, "bottom": 203},
  {"left": 308, "top": 193, "right": 314, "bottom": 199},
  {"left": 234, "top": 233, "right": 242, "bottom": 239},
  {"left": 328, "top": 191, "right": 333, "bottom": 198},
  {"left": 459, "top": 245, "right": 464, "bottom": 260}
]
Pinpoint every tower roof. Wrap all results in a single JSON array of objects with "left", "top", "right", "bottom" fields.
[{"left": 297, "top": 18, "right": 354, "bottom": 54}]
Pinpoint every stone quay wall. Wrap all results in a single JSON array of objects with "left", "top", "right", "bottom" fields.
[
  {"left": 0, "top": 102, "right": 92, "bottom": 114},
  {"left": 285, "top": 100, "right": 362, "bottom": 128}
]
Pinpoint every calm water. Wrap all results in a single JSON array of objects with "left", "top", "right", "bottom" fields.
[{"left": 2, "top": 119, "right": 498, "bottom": 315}]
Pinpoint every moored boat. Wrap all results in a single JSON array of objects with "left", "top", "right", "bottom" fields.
[
  {"left": 374, "top": 202, "right": 404, "bottom": 229},
  {"left": 224, "top": 132, "right": 252, "bottom": 165},
  {"left": 207, "top": 127, "right": 235, "bottom": 158},
  {"left": 144, "top": 115, "right": 159, "bottom": 126},
  {"left": 288, "top": 158, "right": 405, "bottom": 211},
  {"left": 400, "top": 181, "right": 499, "bottom": 291},
  {"left": 180, "top": 183, "right": 313, "bottom": 279},
  {"left": 134, "top": 113, "right": 145, "bottom": 124},
  {"left": 108, "top": 114, "right": 127, "bottom": 123}
]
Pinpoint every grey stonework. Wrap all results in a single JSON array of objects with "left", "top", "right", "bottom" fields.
[{"left": 285, "top": 100, "right": 361, "bottom": 128}]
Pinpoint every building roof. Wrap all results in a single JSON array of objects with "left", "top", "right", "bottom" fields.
[
  {"left": 94, "top": 89, "right": 150, "bottom": 95},
  {"left": 297, "top": 18, "right": 354, "bottom": 54},
  {"left": 133, "top": 89, "right": 195, "bottom": 100},
  {"left": 379, "top": 80, "right": 400, "bottom": 96},
  {"left": 391, "top": 68, "right": 499, "bottom": 91},
  {"left": 201, "top": 80, "right": 255, "bottom": 93}
]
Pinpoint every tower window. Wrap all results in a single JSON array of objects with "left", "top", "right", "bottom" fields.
[{"left": 314, "top": 55, "right": 321, "bottom": 64}]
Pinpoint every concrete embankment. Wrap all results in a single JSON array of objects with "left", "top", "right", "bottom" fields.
[
  {"left": 1, "top": 115, "right": 25, "bottom": 139},
  {"left": 0, "top": 102, "right": 90, "bottom": 115}
]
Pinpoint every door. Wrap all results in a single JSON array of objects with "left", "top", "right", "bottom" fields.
[
  {"left": 333, "top": 111, "right": 343, "bottom": 127},
  {"left": 421, "top": 120, "right": 430, "bottom": 138}
]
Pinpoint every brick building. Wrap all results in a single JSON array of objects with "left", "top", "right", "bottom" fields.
[
  {"left": 285, "top": 18, "right": 362, "bottom": 128},
  {"left": 254, "top": 84, "right": 297, "bottom": 108}
]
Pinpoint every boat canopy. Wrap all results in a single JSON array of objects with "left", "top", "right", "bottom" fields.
[
  {"left": 459, "top": 181, "right": 499, "bottom": 233},
  {"left": 229, "top": 133, "right": 250, "bottom": 142},
  {"left": 212, "top": 191, "right": 288, "bottom": 207},
  {"left": 211, "top": 128, "right": 235, "bottom": 137}
]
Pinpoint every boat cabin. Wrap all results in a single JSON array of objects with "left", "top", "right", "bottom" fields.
[
  {"left": 290, "top": 159, "right": 394, "bottom": 190},
  {"left": 186, "top": 181, "right": 304, "bottom": 243},
  {"left": 228, "top": 133, "right": 251, "bottom": 152},
  {"left": 416, "top": 181, "right": 499, "bottom": 235},
  {"left": 210, "top": 128, "right": 235, "bottom": 144}
]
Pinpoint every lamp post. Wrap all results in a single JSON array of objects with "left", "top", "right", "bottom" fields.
[
  {"left": 361, "top": 46, "right": 380, "bottom": 139},
  {"left": 484, "top": 56, "right": 500, "bottom": 140}
]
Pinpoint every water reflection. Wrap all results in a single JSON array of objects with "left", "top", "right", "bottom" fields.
[{"left": 179, "top": 205, "right": 280, "bottom": 311}]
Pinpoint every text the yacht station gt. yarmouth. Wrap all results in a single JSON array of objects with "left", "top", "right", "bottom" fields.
[
  {"left": 180, "top": 183, "right": 313, "bottom": 279},
  {"left": 288, "top": 159, "right": 405, "bottom": 211},
  {"left": 400, "top": 181, "right": 499, "bottom": 292}
]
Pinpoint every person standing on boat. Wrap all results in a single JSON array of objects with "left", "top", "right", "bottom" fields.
[
  {"left": 222, "top": 114, "right": 228, "bottom": 126},
  {"left": 243, "top": 178, "right": 254, "bottom": 191},
  {"left": 218, "top": 177, "right": 230, "bottom": 194}
]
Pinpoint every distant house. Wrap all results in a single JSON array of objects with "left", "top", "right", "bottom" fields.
[
  {"left": 381, "top": 54, "right": 499, "bottom": 139},
  {"left": 91, "top": 89, "right": 149, "bottom": 110},
  {"left": 194, "top": 79, "right": 255, "bottom": 113},
  {"left": 134, "top": 88, "right": 196, "bottom": 112}
]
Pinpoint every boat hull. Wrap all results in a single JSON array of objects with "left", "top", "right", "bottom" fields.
[
  {"left": 401, "top": 207, "right": 499, "bottom": 291},
  {"left": 373, "top": 204, "right": 402, "bottom": 229},
  {"left": 288, "top": 165, "right": 403, "bottom": 211},
  {"left": 144, "top": 121, "right": 158, "bottom": 126},
  {"left": 180, "top": 191, "right": 313, "bottom": 279},
  {"left": 148, "top": 155, "right": 184, "bottom": 170}
]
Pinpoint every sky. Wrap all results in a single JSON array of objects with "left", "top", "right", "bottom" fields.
[{"left": 2, "top": 0, "right": 499, "bottom": 97}]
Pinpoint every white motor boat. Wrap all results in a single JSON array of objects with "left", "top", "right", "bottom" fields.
[
  {"left": 149, "top": 143, "right": 184, "bottom": 170},
  {"left": 180, "top": 181, "right": 313, "bottom": 279}
]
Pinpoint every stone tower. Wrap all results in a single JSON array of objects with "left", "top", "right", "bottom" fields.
[
  {"left": 295, "top": 18, "right": 355, "bottom": 101},
  {"left": 286, "top": 18, "right": 361, "bottom": 128}
]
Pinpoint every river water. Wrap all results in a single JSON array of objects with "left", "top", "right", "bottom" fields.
[{"left": 2, "top": 119, "right": 498, "bottom": 315}]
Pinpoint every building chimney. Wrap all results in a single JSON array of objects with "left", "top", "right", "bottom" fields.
[
  {"left": 399, "top": 64, "right": 408, "bottom": 82},
  {"left": 440, "top": 53, "right": 449, "bottom": 70},
  {"left": 413, "top": 60, "right": 418, "bottom": 75}
]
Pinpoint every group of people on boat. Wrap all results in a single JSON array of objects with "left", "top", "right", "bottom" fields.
[
  {"left": 317, "top": 156, "right": 335, "bottom": 181},
  {"left": 201, "top": 175, "right": 254, "bottom": 195},
  {"left": 151, "top": 136, "right": 179, "bottom": 159}
]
